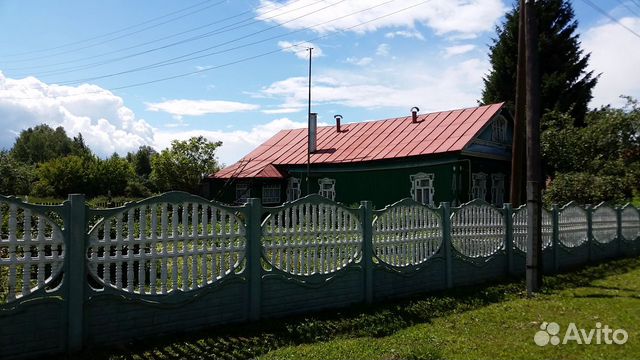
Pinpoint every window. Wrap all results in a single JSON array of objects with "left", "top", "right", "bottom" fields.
[
  {"left": 262, "top": 184, "right": 281, "bottom": 204},
  {"left": 318, "top": 178, "right": 336, "bottom": 200},
  {"left": 235, "top": 182, "right": 249, "bottom": 203},
  {"left": 471, "top": 172, "right": 487, "bottom": 200},
  {"left": 287, "top": 177, "right": 301, "bottom": 201},
  {"left": 491, "top": 173, "right": 505, "bottom": 206},
  {"left": 410, "top": 173, "right": 435, "bottom": 205},
  {"left": 491, "top": 115, "right": 507, "bottom": 143}
]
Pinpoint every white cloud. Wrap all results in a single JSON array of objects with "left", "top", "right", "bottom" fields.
[
  {"left": 376, "top": 43, "right": 390, "bottom": 57},
  {"left": 346, "top": 56, "right": 373, "bottom": 66},
  {"left": 255, "top": 0, "right": 506, "bottom": 37},
  {"left": 153, "top": 117, "right": 309, "bottom": 166},
  {"left": 277, "top": 40, "right": 323, "bottom": 59},
  {"left": 259, "top": 57, "right": 490, "bottom": 111},
  {"left": 443, "top": 44, "right": 476, "bottom": 58},
  {"left": 261, "top": 107, "right": 303, "bottom": 114},
  {"left": 146, "top": 99, "right": 259, "bottom": 117},
  {"left": 384, "top": 30, "right": 425, "bottom": 41},
  {"left": 0, "top": 72, "right": 154, "bottom": 156},
  {"left": 582, "top": 17, "right": 640, "bottom": 107}
]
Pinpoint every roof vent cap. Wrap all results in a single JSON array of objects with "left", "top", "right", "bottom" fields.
[
  {"left": 334, "top": 114, "right": 343, "bottom": 132},
  {"left": 411, "top": 107, "right": 420, "bottom": 123}
]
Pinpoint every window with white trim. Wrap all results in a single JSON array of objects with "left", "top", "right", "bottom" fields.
[
  {"left": 471, "top": 172, "right": 487, "bottom": 200},
  {"left": 235, "top": 182, "right": 249, "bottom": 203},
  {"left": 491, "top": 173, "right": 505, "bottom": 206},
  {"left": 410, "top": 173, "right": 435, "bottom": 205},
  {"left": 287, "top": 177, "right": 301, "bottom": 201},
  {"left": 318, "top": 178, "right": 336, "bottom": 200},
  {"left": 262, "top": 184, "right": 281, "bottom": 204},
  {"left": 491, "top": 115, "right": 507, "bottom": 143}
]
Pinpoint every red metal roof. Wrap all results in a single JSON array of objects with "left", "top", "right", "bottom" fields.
[{"left": 213, "top": 103, "right": 504, "bottom": 179}]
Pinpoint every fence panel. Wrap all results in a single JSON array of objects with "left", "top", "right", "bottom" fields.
[
  {"left": 556, "top": 203, "right": 589, "bottom": 268},
  {"left": 0, "top": 196, "right": 67, "bottom": 359},
  {"left": 260, "top": 195, "right": 363, "bottom": 317}
]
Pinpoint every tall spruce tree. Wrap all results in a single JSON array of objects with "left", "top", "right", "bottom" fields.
[{"left": 481, "top": 0, "right": 598, "bottom": 126}]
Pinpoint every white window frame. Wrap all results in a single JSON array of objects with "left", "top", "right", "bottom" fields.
[
  {"left": 410, "top": 172, "right": 435, "bottom": 205},
  {"left": 491, "top": 115, "right": 507, "bottom": 143},
  {"left": 471, "top": 172, "right": 487, "bottom": 201},
  {"left": 318, "top": 178, "right": 336, "bottom": 201},
  {"left": 235, "top": 182, "right": 249, "bottom": 203},
  {"left": 262, "top": 184, "right": 281, "bottom": 204},
  {"left": 287, "top": 177, "right": 301, "bottom": 201},
  {"left": 491, "top": 173, "right": 505, "bottom": 206}
]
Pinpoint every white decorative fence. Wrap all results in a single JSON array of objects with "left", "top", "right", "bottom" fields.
[
  {"left": 1, "top": 192, "right": 640, "bottom": 360},
  {"left": 373, "top": 203, "right": 442, "bottom": 267},
  {"left": 450, "top": 202, "right": 505, "bottom": 258},
  {"left": 0, "top": 201, "right": 64, "bottom": 303},
  {"left": 87, "top": 201, "right": 246, "bottom": 295},
  {"left": 261, "top": 201, "right": 361, "bottom": 276}
]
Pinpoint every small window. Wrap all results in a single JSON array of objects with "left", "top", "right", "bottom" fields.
[
  {"left": 491, "top": 173, "right": 505, "bottom": 206},
  {"left": 235, "top": 182, "right": 249, "bottom": 203},
  {"left": 471, "top": 172, "right": 487, "bottom": 200},
  {"left": 262, "top": 184, "right": 281, "bottom": 204},
  {"left": 318, "top": 178, "right": 336, "bottom": 200},
  {"left": 287, "top": 177, "right": 301, "bottom": 201},
  {"left": 410, "top": 173, "right": 435, "bottom": 205},
  {"left": 491, "top": 115, "right": 507, "bottom": 143}
]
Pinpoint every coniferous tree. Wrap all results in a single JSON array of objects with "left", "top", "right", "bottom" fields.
[{"left": 482, "top": 0, "right": 598, "bottom": 126}]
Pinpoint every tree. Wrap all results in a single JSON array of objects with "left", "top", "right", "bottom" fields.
[
  {"left": 92, "top": 154, "right": 136, "bottom": 196},
  {"left": 482, "top": 0, "right": 598, "bottom": 126},
  {"left": 150, "top": 136, "right": 222, "bottom": 193},
  {"left": 33, "top": 155, "right": 95, "bottom": 197},
  {"left": 0, "top": 151, "right": 36, "bottom": 195},
  {"left": 11, "top": 125, "right": 77, "bottom": 164},
  {"left": 126, "top": 145, "right": 156, "bottom": 179}
]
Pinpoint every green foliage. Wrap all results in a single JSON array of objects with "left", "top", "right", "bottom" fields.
[
  {"left": 481, "top": 0, "right": 597, "bottom": 126},
  {"left": 126, "top": 145, "right": 156, "bottom": 179},
  {"left": 11, "top": 124, "right": 91, "bottom": 164},
  {"left": 150, "top": 136, "right": 222, "bottom": 193},
  {"left": 0, "top": 151, "right": 36, "bottom": 195},
  {"left": 543, "top": 98, "right": 640, "bottom": 204},
  {"left": 33, "top": 155, "right": 95, "bottom": 197},
  {"left": 92, "top": 154, "right": 136, "bottom": 196}
]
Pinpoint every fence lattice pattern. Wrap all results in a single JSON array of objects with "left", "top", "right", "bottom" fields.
[
  {"left": 373, "top": 204, "right": 442, "bottom": 267},
  {"left": 87, "top": 202, "right": 246, "bottom": 295},
  {"left": 592, "top": 206, "right": 618, "bottom": 244},
  {"left": 622, "top": 207, "right": 640, "bottom": 241},
  {"left": 451, "top": 203, "right": 505, "bottom": 257},
  {"left": 558, "top": 205, "right": 588, "bottom": 247},
  {"left": 0, "top": 201, "right": 64, "bottom": 303},
  {"left": 262, "top": 202, "right": 361, "bottom": 275},
  {"left": 513, "top": 206, "right": 553, "bottom": 252}
]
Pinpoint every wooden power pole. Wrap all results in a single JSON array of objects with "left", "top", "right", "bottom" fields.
[
  {"left": 525, "top": 0, "right": 543, "bottom": 294},
  {"left": 511, "top": 0, "right": 527, "bottom": 207}
]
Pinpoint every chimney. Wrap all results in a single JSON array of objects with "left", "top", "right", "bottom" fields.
[
  {"left": 411, "top": 106, "right": 420, "bottom": 123},
  {"left": 334, "top": 114, "right": 343, "bottom": 132},
  {"left": 308, "top": 112, "right": 317, "bottom": 153}
]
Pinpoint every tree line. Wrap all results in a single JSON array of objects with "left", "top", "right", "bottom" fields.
[
  {"left": 0, "top": 124, "right": 222, "bottom": 199},
  {"left": 482, "top": 0, "right": 640, "bottom": 205}
]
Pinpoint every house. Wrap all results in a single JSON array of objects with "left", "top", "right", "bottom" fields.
[{"left": 205, "top": 102, "right": 512, "bottom": 209}]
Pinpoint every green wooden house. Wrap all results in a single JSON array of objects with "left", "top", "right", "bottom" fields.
[{"left": 205, "top": 102, "right": 512, "bottom": 209}]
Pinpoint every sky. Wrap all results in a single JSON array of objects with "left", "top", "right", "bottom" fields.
[{"left": 0, "top": 0, "right": 639, "bottom": 166}]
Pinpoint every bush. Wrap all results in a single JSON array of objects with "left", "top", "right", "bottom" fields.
[{"left": 544, "top": 172, "right": 632, "bottom": 206}]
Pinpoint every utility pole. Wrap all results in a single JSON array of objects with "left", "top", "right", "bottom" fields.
[
  {"left": 525, "top": 0, "right": 543, "bottom": 294},
  {"left": 511, "top": 0, "right": 526, "bottom": 207},
  {"left": 306, "top": 47, "right": 313, "bottom": 196}
]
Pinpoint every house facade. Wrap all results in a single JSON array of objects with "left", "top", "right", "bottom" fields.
[{"left": 205, "top": 102, "right": 512, "bottom": 209}]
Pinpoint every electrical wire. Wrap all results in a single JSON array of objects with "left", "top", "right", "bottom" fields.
[{"left": 581, "top": 0, "right": 640, "bottom": 40}]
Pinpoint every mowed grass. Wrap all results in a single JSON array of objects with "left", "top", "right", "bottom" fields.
[{"left": 261, "top": 262, "right": 640, "bottom": 360}]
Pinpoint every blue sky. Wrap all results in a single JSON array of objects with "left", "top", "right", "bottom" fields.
[{"left": 0, "top": 0, "right": 638, "bottom": 166}]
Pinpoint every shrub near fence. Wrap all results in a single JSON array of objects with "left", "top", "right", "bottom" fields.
[{"left": 1, "top": 192, "right": 640, "bottom": 360}]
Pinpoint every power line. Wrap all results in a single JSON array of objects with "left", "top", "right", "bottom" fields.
[
  {"left": 2, "top": 0, "right": 432, "bottom": 99},
  {"left": 2, "top": 0, "right": 309, "bottom": 73},
  {"left": 1, "top": 0, "right": 221, "bottom": 59},
  {"left": 10, "top": 0, "right": 321, "bottom": 78},
  {"left": 581, "top": 0, "right": 640, "bottom": 40},
  {"left": 615, "top": 0, "right": 640, "bottom": 17}
]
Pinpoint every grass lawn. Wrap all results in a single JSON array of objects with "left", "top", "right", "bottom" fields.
[
  {"left": 262, "top": 262, "right": 640, "bottom": 360},
  {"left": 65, "top": 257, "right": 640, "bottom": 360}
]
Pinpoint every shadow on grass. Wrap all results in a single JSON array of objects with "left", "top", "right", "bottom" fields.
[{"left": 63, "top": 257, "right": 640, "bottom": 360}]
